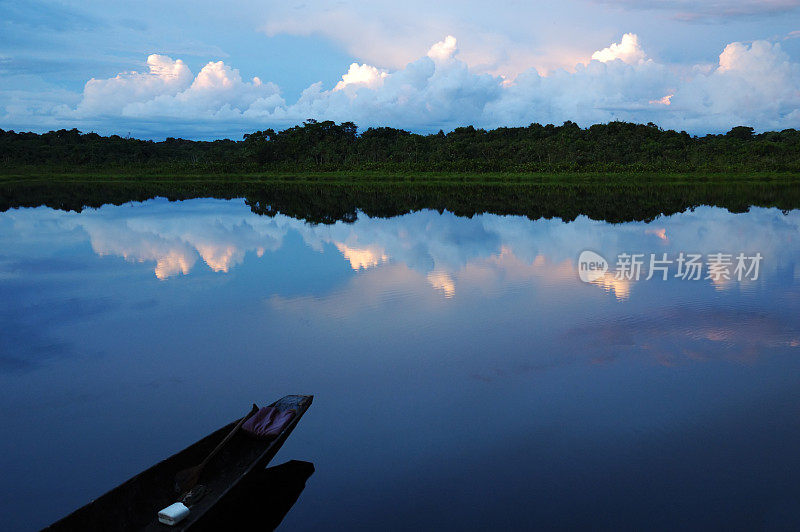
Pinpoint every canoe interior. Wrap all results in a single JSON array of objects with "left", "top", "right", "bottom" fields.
[{"left": 45, "top": 395, "right": 313, "bottom": 531}]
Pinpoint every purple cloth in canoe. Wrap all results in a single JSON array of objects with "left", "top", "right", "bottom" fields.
[{"left": 241, "top": 407, "right": 296, "bottom": 439}]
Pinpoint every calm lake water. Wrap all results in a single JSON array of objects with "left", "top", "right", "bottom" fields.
[{"left": 1, "top": 198, "right": 799, "bottom": 530}]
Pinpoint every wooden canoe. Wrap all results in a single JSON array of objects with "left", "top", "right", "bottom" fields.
[{"left": 44, "top": 395, "right": 313, "bottom": 531}]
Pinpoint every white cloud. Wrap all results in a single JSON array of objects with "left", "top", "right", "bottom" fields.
[
  {"left": 4, "top": 0, "right": 799, "bottom": 139},
  {"left": 483, "top": 57, "right": 673, "bottom": 127},
  {"left": 668, "top": 40, "right": 800, "bottom": 131},
  {"left": 6, "top": 34, "right": 800, "bottom": 135},
  {"left": 76, "top": 54, "right": 193, "bottom": 116},
  {"left": 427, "top": 35, "right": 459, "bottom": 63},
  {"left": 264, "top": 37, "right": 501, "bottom": 129},
  {"left": 74, "top": 55, "right": 284, "bottom": 121},
  {"left": 334, "top": 63, "right": 388, "bottom": 91},
  {"left": 718, "top": 40, "right": 788, "bottom": 72},
  {"left": 591, "top": 33, "right": 647, "bottom": 64}
]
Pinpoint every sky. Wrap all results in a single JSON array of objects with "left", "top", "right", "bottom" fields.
[{"left": 1, "top": 0, "right": 800, "bottom": 138}]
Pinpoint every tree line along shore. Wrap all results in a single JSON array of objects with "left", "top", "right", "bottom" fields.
[{"left": 2, "top": 120, "right": 800, "bottom": 176}]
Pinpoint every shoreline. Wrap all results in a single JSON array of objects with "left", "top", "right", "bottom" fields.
[{"left": 2, "top": 170, "right": 799, "bottom": 186}]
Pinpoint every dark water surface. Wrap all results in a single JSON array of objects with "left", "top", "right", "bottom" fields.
[{"left": 1, "top": 199, "right": 799, "bottom": 530}]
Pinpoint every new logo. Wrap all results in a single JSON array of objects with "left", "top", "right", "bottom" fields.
[{"left": 578, "top": 250, "right": 608, "bottom": 283}]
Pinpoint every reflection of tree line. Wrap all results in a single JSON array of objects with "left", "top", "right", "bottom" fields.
[{"left": 2, "top": 181, "right": 798, "bottom": 224}]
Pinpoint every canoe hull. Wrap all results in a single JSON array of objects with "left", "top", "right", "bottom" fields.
[{"left": 45, "top": 395, "right": 313, "bottom": 531}]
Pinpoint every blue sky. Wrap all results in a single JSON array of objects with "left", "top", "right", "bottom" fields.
[{"left": 2, "top": 0, "right": 800, "bottom": 138}]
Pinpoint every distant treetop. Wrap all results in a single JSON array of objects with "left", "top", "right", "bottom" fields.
[{"left": 2, "top": 120, "right": 799, "bottom": 172}]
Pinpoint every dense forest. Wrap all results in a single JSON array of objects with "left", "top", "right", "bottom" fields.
[{"left": 2, "top": 120, "right": 800, "bottom": 173}]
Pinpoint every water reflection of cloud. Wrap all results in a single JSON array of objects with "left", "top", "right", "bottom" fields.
[
  {"left": 267, "top": 263, "right": 429, "bottom": 321},
  {"left": 564, "top": 306, "right": 800, "bottom": 367},
  {"left": 465, "top": 305, "right": 800, "bottom": 382},
  {"left": 2, "top": 202, "right": 799, "bottom": 297},
  {"left": 334, "top": 242, "right": 388, "bottom": 270},
  {"left": 86, "top": 224, "right": 198, "bottom": 279},
  {"left": 427, "top": 270, "right": 456, "bottom": 298},
  {"left": 2, "top": 202, "right": 800, "bottom": 383},
  {"left": 645, "top": 227, "right": 668, "bottom": 242},
  {"left": 590, "top": 272, "right": 632, "bottom": 301}
]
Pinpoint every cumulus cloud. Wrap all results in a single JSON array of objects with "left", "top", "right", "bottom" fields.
[
  {"left": 334, "top": 63, "right": 388, "bottom": 91},
  {"left": 4, "top": 0, "right": 799, "bottom": 138},
  {"left": 590, "top": 33, "right": 647, "bottom": 64},
  {"left": 5, "top": 33, "right": 800, "bottom": 136},
  {"left": 669, "top": 40, "right": 800, "bottom": 131},
  {"left": 74, "top": 54, "right": 284, "bottom": 121},
  {"left": 482, "top": 57, "right": 673, "bottom": 127},
  {"left": 427, "top": 35, "right": 459, "bottom": 63},
  {"left": 76, "top": 54, "right": 193, "bottom": 116}
]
